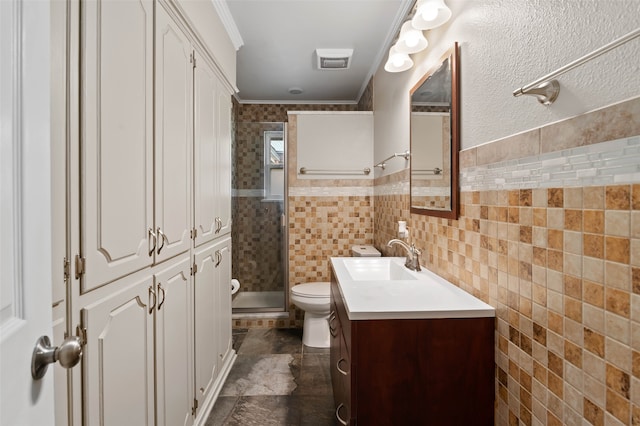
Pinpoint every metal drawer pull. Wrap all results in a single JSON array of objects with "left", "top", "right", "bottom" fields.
[
  {"left": 157, "top": 283, "right": 166, "bottom": 310},
  {"left": 157, "top": 227, "right": 168, "bottom": 254},
  {"left": 148, "top": 285, "right": 156, "bottom": 314},
  {"left": 328, "top": 311, "right": 337, "bottom": 337},
  {"left": 337, "top": 358, "right": 348, "bottom": 376},
  {"left": 335, "top": 403, "right": 348, "bottom": 425},
  {"left": 148, "top": 228, "right": 157, "bottom": 256}
]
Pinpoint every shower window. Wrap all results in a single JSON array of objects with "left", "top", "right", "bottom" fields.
[{"left": 264, "top": 130, "right": 284, "bottom": 200}]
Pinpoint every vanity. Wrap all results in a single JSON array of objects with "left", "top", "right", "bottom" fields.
[{"left": 329, "top": 257, "right": 495, "bottom": 425}]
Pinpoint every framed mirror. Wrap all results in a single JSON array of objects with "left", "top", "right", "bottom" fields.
[{"left": 410, "top": 42, "right": 459, "bottom": 219}]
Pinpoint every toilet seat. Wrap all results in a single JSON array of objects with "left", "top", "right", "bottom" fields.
[{"left": 291, "top": 282, "right": 329, "bottom": 298}]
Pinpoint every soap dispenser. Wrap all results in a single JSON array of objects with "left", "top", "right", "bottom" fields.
[{"left": 398, "top": 220, "right": 408, "bottom": 239}]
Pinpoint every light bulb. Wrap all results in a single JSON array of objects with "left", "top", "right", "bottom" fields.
[
  {"left": 395, "top": 21, "right": 428, "bottom": 54},
  {"left": 412, "top": 0, "right": 451, "bottom": 30},
  {"left": 384, "top": 45, "right": 413, "bottom": 72},
  {"left": 420, "top": 4, "right": 439, "bottom": 21},
  {"left": 405, "top": 33, "right": 419, "bottom": 47}
]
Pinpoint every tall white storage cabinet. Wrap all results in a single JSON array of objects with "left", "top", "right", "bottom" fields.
[
  {"left": 155, "top": 5, "right": 193, "bottom": 264},
  {"left": 80, "top": 0, "right": 155, "bottom": 292},
  {"left": 68, "top": 1, "right": 236, "bottom": 425}
]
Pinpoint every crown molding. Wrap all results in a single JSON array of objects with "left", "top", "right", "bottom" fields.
[{"left": 211, "top": 0, "right": 244, "bottom": 50}]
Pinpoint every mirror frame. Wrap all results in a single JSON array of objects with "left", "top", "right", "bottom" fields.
[{"left": 409, "top": 42, "right": 459, "bottom": 219}]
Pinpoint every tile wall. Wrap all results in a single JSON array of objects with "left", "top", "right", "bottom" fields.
[
  {"left": 232, "top": 121, "right": 284, "bottom": 294},
  {"left": 286, "top": 114, "right": 375, "bottom": 325},
  {"left": 375, "top": 96, "right": 640, "bottom": 425},
  {"left": 232, "top": 101, "right": 368, "bottom": 329}
]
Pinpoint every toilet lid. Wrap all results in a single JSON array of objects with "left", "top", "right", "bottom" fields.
[{"left": 291, "top": 282, "right": 330, "bottom": 298}]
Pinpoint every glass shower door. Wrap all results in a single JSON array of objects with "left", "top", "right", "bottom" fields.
[{"left": 231, "top": 122, "right": 286, "bottom": 312}]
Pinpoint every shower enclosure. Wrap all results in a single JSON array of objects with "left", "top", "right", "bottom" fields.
[{"left": 231, "top": 122, "right": 287, "bottom": 312}]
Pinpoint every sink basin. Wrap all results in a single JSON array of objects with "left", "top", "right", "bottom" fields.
[
  {"left": 330, "top": 256, "right": 496, "bottom": 320},
  {"left": 342, "top": 258, "right": 417, "bottom": 281}
]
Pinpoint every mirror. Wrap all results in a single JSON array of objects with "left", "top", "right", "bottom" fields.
[{"left": 410, "top": 42, "right": 459, "bottom": 219}]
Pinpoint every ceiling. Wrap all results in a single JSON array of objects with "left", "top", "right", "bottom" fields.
[{"left": 223, "top": 0, "right": 414, "bottom": 104}]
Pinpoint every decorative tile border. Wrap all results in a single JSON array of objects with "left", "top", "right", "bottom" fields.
[
  {"left": 288, "top": 186, "right": 373, "bottom": 197},
  {"left": 374, "top": 179, "right": 409, "bottom": 196},
  {"left": 462, "top": 135, "right": 640, "bottom": 191}
]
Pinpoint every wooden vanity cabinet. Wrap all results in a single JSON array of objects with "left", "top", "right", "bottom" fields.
[{"left": 330, "top": 277, "right": 495, "bottom": 425}]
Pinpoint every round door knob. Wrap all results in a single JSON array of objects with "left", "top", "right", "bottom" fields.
[
  {"left": 56, "top": 336, "right": 82, "bottom": 369},
  {"left": 31, "top": 335, "right": 83, "bottom": 380}
]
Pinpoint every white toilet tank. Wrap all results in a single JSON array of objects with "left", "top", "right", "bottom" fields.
[{"left": 351, "top": 245, "right": 381, "bottom": 257}]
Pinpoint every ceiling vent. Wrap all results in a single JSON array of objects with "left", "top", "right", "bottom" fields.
[{"left": 316, "top": 49, "right": 353, "bottom": 70}]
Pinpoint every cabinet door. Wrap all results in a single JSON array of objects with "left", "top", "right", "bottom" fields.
[
  {"left": 215, "top": 87, "right": 232, "bottom": 236},
  {"left": 193, "top": 54, "right": 218, "bottom": 247},
  {"left": 193, "top": 241, "right": 220, "bottom": 403},
  {"left": 155, "top": 4, "right": 193, "bottom": 263},
  {"left": 216, "top": 239, "right": 233, "bottom": 362},
  {"left": 155, "top": 256, "right": 194, "bottom": 426},
  {"left": 81, "top": 0, "right": 154, "bottom": 292},
  {"left": 81, "top": 272, "right": 155, "bottom": 426}
]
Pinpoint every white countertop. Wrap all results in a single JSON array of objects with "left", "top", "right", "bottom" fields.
[{"left": 330, "top": 257, "right": 496, "bottom": 320}]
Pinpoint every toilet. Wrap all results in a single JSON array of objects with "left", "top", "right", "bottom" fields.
[{"left": 291, "top": 245, "right": 381, "bottom": 348}]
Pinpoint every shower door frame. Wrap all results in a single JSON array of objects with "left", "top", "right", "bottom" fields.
[{"left": 231, "top": 122, "right": 289, "bottom": 314}]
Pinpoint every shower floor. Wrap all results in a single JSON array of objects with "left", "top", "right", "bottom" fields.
[{"left": 232, "top": 290, "right": 285, "bottom": 311}]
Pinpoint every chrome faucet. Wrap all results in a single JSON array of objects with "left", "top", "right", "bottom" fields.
[{"left": 387, "top": 239, "right": 422, "bottom": 271}]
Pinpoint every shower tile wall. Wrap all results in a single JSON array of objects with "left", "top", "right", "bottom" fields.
[
  {"left": 233, "top": 121, "right": 284, "bottom": 294},
  {"left": 232, "top": 101, "right": 363, "bottom": 329},
  {"left": 374, "top": 96, "right": 640, "bottom": 425}
]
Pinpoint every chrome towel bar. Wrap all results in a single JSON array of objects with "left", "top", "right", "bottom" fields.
[
  {"left": 299, "top": 167, "right": 371, "bottom": 175},
  {"left": 374, "top": 151, "right": 411, "bottom": 170},
  {"left": 513, "top": 27, "right": 640, "bottom": 105}
]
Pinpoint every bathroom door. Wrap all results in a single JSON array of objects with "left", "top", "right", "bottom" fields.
[{"left": 0, "top": 0, "right": 56, "bottom": 423}]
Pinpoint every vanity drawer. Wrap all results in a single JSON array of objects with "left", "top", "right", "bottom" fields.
[
  {"left": 330, "top": 276, "right": 351, "bottom": 351},
  {"left": 332, "top": 333, "right": 352, "bottom": 425}
]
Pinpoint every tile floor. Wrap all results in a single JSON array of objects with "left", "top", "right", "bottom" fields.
[{"left": 205, "top": 328, "right": 335, "bottom": 426}]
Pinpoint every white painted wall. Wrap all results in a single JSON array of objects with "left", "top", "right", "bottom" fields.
[
  {"left": 374, "top": 0, "right": 640, "bottom": 167},
  {"left": 295, "top": 112, "right": 374, "bottom": 180},
  {"left": 178, "top": 0, "right": 236, "bottom": 87},
  {"left": 411, "top": 113, "right": 444, "bottom": 173}
]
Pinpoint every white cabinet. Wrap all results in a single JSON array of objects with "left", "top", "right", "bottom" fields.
[
  {"left": 215, "top": 88, "right": 233, "bottom": 237},
  {"left": 216, "top": 241, "right": 233, "bottom": 362},
  {"left": 193, "top": 51, "right": 232, "bottom": 247},
  {"left": 81, "top": 257, "right": 195, "bottom": 426},
  {"left": 81, "top": 270, "right": 156, "bottom": 426},
  {"left": 193, "top": 237, "right": 231, "bottom": 402},
  {"left": 155, "top": 256, "right": 194, "bottom": 426},
  {"left": 80, "top": 0, "right": 154, "bottom": 292},
  {"left": 192, "top": 237, "right": 233, "bottom": 421},
  {"left": 70, "top": 1, "right": 235, "bottom": 425},
  {"left": 155, "top": 3, "right": 193, "bottom": 263}
]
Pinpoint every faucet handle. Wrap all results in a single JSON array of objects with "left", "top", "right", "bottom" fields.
[{"left": 410, "top": 243, "right": 421, "bottom": 255}]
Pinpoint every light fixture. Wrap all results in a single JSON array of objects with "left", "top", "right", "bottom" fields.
[
  {"left": 384, "top": 45, "right": 414, "bottom": 73},
  {"left": 394, "top": 21, "right": 428, "bottom": 54},
  {"left": 412, "top": 0, "right": 451, "bottom": 30}
]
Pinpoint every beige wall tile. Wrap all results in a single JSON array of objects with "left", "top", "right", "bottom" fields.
[
  {"left": 368, "top": 98, "right": 640, "bottom": 425},
  {"left": 539, "top": 97, "right": 640, "bottom": 154},
  {"left": 606, "top": 211, "right": 631, "bottom": 237},
  {"left": 606, "top": 337, "right": 632, "bottom": 372},
  {"left": 584, "top": 186, "right": 606, "bottom": 210}
]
